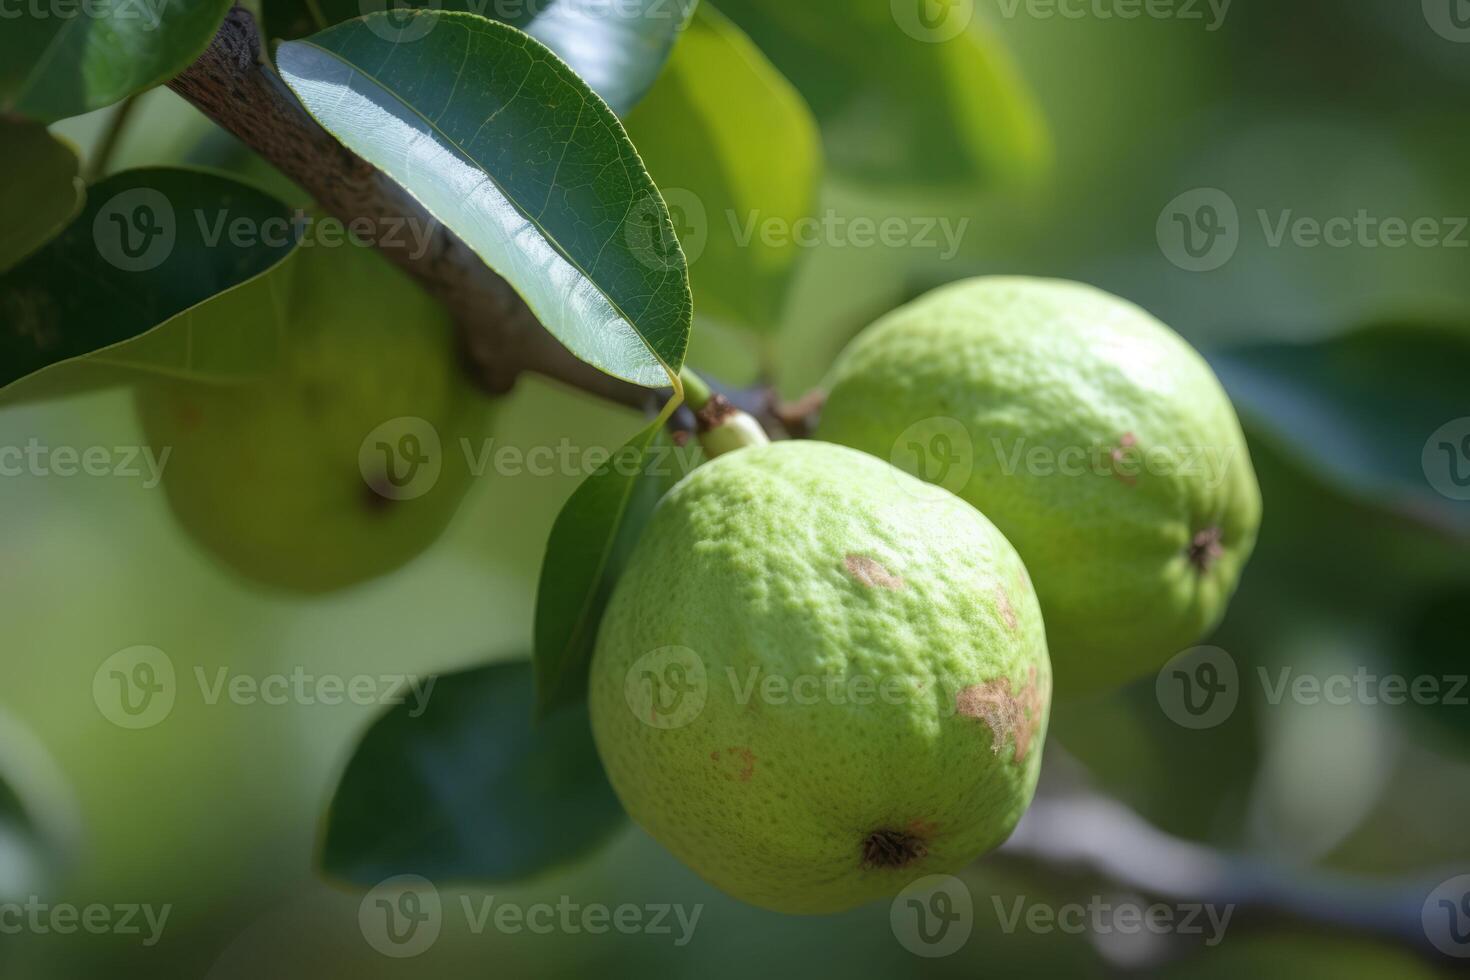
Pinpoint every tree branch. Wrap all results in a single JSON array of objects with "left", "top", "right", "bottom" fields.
[
  {"left": 167, "top": 5, "right": 653, "bottom": 412},
  {"left": 997, "top": 750, "right": 1449, "bottom": 968}
]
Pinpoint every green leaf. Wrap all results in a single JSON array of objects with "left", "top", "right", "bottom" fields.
[
  {"left": 717, "top": 0, "right": 1049, "bottom": 191},
  {"left": 0, "top": 710, "right": 77, "bottom": 900},
  {"left": 0, "top": 775, "right": 43, "bottom": 900},
  {"left": 0, "top": 121, "right": 85, "bottom": 272},
  {"left": 534, "top": 422, "right": 686, "bottom": 712},
  {"left": 1212, "top": 321, "right": 1470, "bottom": 536},
  {"left": 624, "top": 3, "right": 820, "bottom": 334},
  {"left": 320, "top": 660, "right": 625, "bottom": 886},
  {"left": 0, "top": 0, "right": 231, "bottom": 122},
  {"left": 266, "top": 0, "right": 698, "bottom": 116},
  {"left": 0, "top": 168, "right": 299, "bottom": 402},
  {"left": 276, "top": 13, "right": 692, "bottom": 387}
]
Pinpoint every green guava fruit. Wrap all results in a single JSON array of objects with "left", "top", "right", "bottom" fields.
[
  {"left": 589, "top": 440, "right": 1051, "bottom": 915},
  {"left": 816, "top": 277, "right": 1262, "bottom": 696},
  {"left": 135, "top": 248, "right": 488, "bottom": 594}
]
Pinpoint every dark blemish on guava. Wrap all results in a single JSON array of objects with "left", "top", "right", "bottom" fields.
[
  {"left": 861, "top": 829, "right": 928, "bottom": 870},
  {"left": 844, "top": 554, "right": 904, "bottom": 590},
  {"left": 711, "top": 746, "right": 755, "bottom": 782},
  {"left": 1187, "top": 526, "right": 1224, "bottom": 573},
  {"left": 1109, "top": 433, "right": 1139, "bottom": 487},
  {"left": 955, "top": 666, "right": 1048, "bottom": 764},
  {"left": 995, "top": 585, "right": 1018, "bottom": 632},
  {"left": 362, "top": 476, "right": 397, "bottom": 513},
  {"left": 174, "top": 401, "right": 204, "bottom": 432}
]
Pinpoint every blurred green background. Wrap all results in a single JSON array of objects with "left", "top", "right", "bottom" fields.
[{"left": 5, "top": 0, "right": 1469, "bottom": 975}]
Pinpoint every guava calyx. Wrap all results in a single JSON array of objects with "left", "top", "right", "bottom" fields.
[
  {"left": 861, "top": 829, "right": 928, "bottom": 870},
  {"left": 1188, "top": 526, "right": 1225, "bottom": 572}
]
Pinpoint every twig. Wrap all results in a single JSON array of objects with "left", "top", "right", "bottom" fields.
[{"left": 996, "top": 750, "right": 1452, "bottom": 968}]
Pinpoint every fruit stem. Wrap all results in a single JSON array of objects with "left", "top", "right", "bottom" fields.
[
  {"left": 695, "top": 395, "right": 770, "bottom": 458},
  {"left": 678, "top": 366, "right": 713, "bottom": 412}
]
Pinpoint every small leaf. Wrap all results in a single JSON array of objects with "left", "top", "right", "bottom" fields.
[
  {"left": 0, "top": 0, "right": 231, "bottom": 122},
  {"left": 320, "top": 660, "right": 625, "bottom": 886},
  {"left": 1212, "top": 321, "right": 1470, "bottom": 536},
  {"left": 624, "top": 3, "right": 821, "bottom": 334},
  {"left": 277, "top": 13, "right": 692, "bottom": 387},
  {"left": 0, "top": 168, "right": 298, "bottom": 402},
  {"left": 264, "top": 0, "right": 697, "bottom": 115},
  {"left": 535, "top": 422, "right": 688, "bottom": 712},
  {"left": 718, "top": 0, "right": 1049, "bottom": 190},
  {"left": 0, "top": 121, "right": 84, "bottom": 272}
]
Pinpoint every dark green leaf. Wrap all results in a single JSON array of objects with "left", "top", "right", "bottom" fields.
[
  {"left": 0, "top": 168, "right": 298, "bottom": 401},
  {"left": 0, "top": 121, "right": 84, "bottom": 272},
  {"left": 321, "top": 660, "right": 625, "bottom": 886},
  {"left": 0, "top": 0, "right": 231, "bottom": 122},
  {"left": 717, "top": 0, "right": 1049, "bottom": 191},
  {"left": 1212, "top": 321, "right": 1470, "bottom": 537},
  {"left": 624, "top": 3, "right": 820, "bottom": 334},
  {"left": 535, "top": 422, "right": 686, "bottom": 712},
  {"left": 278, "top": 13, "right": 692, "bottom": 388},
  {"left": 264, "top": 0, "right": 697, "bottom": 115}
]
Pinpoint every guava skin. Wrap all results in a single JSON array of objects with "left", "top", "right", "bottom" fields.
[
  {"left": 589, "top": 441, "right": 1051, "bottom": 915},
  {"left": 135, "top": 249, "right": 488, "bottom": 594},
  {"left": 816, "top": 277, "right": 1262, "bottom": 697}
]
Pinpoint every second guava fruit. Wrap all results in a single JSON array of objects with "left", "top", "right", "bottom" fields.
[
  {"left": 817, "top": 277, "right": 1262, "bottom": 697},
  {"left": 589, "top": 440, "right": 1051, "bottom": 914},
  {"left": 135, "top": 246, "right": 489, "bottom": 594}
]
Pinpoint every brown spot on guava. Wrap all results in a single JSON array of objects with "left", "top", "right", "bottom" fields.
[
  {"left": 995, "top": 585, "right": 1018, "bottom": 632},
  {"left": 860, "top": 829, "right": 927, "bottom": 869},
  {"left": 711, "top": 746, "right": 755, "bottom": 782},
  {"left": 1187, "top": 526, "right": 1224, "bottom": 573},
  {"left": 173, "top": 401, "right": 204, "bottom": 432},
  {"left": 955, "top": 666, "right": 1048, "bottom": 764},
  {"left": 844, "top": 554, "right": 904, "bottom": 590},
  {"left": 1109, "top": 433, "right": 1140, "bottom": 487}
]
